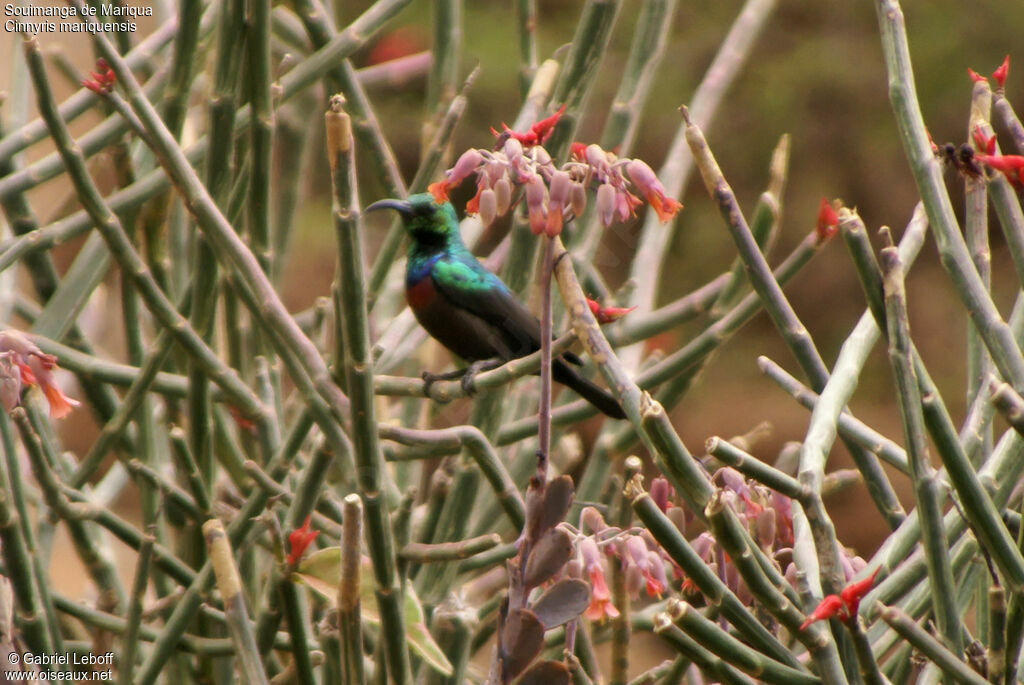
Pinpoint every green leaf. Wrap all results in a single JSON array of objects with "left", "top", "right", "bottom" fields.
[{"left": 292, "top": 547, "right": 454, "bottom": 676}]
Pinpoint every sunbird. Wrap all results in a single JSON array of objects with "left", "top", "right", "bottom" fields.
[{"left": 367, "top": 193, "right": 625, "bottom": 419}]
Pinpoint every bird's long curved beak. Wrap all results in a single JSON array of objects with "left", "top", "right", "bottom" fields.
[{"left": 365, "top": 198, "right": 413, "bottom": 216}]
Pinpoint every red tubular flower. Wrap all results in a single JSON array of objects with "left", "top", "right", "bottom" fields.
[
  {"left": 967, "top": 68, "right": 987, "bottom": 84},
  {"left": 21, "top": 353, "right": 78, "bottom": 419},
  {"left": 524, "top": 176, "right": 548, "bottom": 235},
  {"left": 816, "top": 197, "right": 839, "bottom": 241},
  {"left": 491, "top": 105, "right": 566, "bottom": 148},
  {"left": 529, "top": 104, "right": 565, "bottom": 145},
  {"left": 570, "top": 141, "right": 588, "bottom": 160},
  {"left": 993, "top": 55, "right": 1010, "bottom": 89},
  {"left": 976, "top": 153, "right": 1024, "bottom": 186},
  {"left": 799, "top": 594, "right": 845, "bottom": 630},
  {"left": 464, "top": 179, "right": 486, "bottom": 216},
  {"left": 428, "top": 149, "right": 483, "bottom": 202},
  {"left": 800, "top": 566, "right": 880, "bottom": 630},
  {"left": 973, "top": 127, "right": 996, "bottom": 155},
  {"left": 545, "top": 169, "right": 571, "bottom": 237},
  {"left": 81, "top": 58, "right": 116, "bottom": 94},
  {"left": 580, "top": 537, "right": 619, "bottom": 621},
  {"left": 624, "top": 160, "right": 682, "bottom": 223},
  {"left": 839, "top": 566, "right": 880, "bottom": 616},
  {"left": 586, "top": 297, "right": 636, "bottom": 324},
  {"left": 286, "top": 515, "right": 320, "bottom": 566}
]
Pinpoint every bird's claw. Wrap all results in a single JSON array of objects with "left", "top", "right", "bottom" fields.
[
  {"left": 420, "top": 371, "right": 453, "bottom": 403},
  {"left": 421, "top": 360, "right": 502, "bottom": 400},
  {"left": 460, "top": 359, "right": 502, "bottom": 397},
  {"left": 460, "top": 372, "right": 478, "bottom": 397}
]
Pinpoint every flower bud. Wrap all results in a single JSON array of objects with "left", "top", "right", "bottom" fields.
[
  {"left": 596, "top": 183, "right": 616, "bottom": 227},
  {"left": 625, "top": 563, "right": 644, "bottom": 598},
  {"left": 549, "top": 170, "right": 571, "bottom": 206},
  {"left": 625, "top": 159, "right": 659, "bottom": 193},
  {"left": 532, "top": 146, "right": 551, "bottom": 167},
  {"left": 494, "top": 177, "right": 512, "bottom": 216},
  {"left": 581, "top": 507, "right": 608, "bottom": 535},
  {"left": 756, "top": 508, "right": 776, "bottom": 548},
  {"left": 579, "top": 536, "right": 601, "bottom": 569},
  {"left": 626, "top": 536, "right": 650, "bottom": 569},
  {"left": 666, "top": 507, "right": 687, "bottom": 534},
  {"left": 692, "top": 532, "right": 714, "bottom": 560},
  {"left": 448, "top": 149, "right": 483, "bottom": 184},
  {"left": 479, "top": 188, "right": 497, "bottom": 227},
  {"left": 525, "top": 176, "right": 548, "bottom": 235},
  {"left": 503, "top": 137, "right": 524, "bottom": 163},
  {"left": 650, "top": 477, "right": 672, "bottom": 512},
  {"left": 0, "top": 354, "right": 20, "bottom": 412},
  {"left": 585, "top": 144, "right": 607, "bottom": 174},
  {"left": 570, "top": 182, "right": 587, "bottom": 217}
]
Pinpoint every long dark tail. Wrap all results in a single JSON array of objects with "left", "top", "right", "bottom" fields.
[{"left": 553, "top": 360, "right": 626, "bottom": 419}]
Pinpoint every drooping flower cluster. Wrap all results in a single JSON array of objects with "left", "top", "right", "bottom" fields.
[
  {"left": 570, "top": 502, "right": 671, "bottom": 622},
  {"left": 668, "top": 468, "right": 799, "bottom": 605},
  {"left": 428, "top": 106, "right": 682, "bottom": 237},
  {"left": 0, "top": 330, "right": 80, "bottom": 419}
]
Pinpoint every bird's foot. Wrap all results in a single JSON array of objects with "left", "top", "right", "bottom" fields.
[
  {"left": 421, "top": 369, "right": 465, "bottom": 401},
  {"left": 459, "top": 358, "right": 503, "bottom": 396}
]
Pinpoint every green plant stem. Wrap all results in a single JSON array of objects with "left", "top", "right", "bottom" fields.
[
  {"left": 758, "top": 358, "right": 908, "bottom": 472},
  {"left": 967, "top": 80, "right": 993, "bottom": 466},
  {"left": 326, "top": 100, "right": 409, "bottom": 683},
  {"left": 665, "top": 599, "right": 820, "bottom": 685},
  {"left": 290, "top": 0, "right": 409, "bottom": 202},
  {"left": 0, "top": 452, "right": 53, "bottom": 658},
  {"left": 202, "top": 519, "right": 269, "bottom": 685},
  {"left": 706, "top": 437, "right": 806, "bottom": 501},
  {"left": 115, "top": 534, "right": 154, "bottom": 685},
  {"left": 0, "top": 415, "right": 62, "bottom": 655},
  {"left": 844, "top": 618, "right": 887, "bottom": 685},
  {"left": 627, "top": 0, "right": 775, "bottom": 321},
  {"left": 0, "top": 18, "right": 179, "bottom": 162},
  {"left": 400, "top": 534, "right": 500, "bottom": 562},
  {"left": 880, "top": 240, "right": 963, "bottom": 659},
  {"left": 21, "top": 38, "right": 275, "bottom": 458},
  {"left": 653, "top": 615, "right": 756, "bottom": 685},
  {"left": 13, "top": 406, "right": 126, "bottom": 614},
  {"left": 374, "top": 334, "right": 575, "bottom": 401},
  {"left": 514, "top": 0, "right": 538, "bottom": 98},
  {"left": 379, "top": 424, "right": 525, "bottom": 529},
  {"left": 873, "top": 0, "right": 1024, "bottom": 393},
  {"left": 876, "top": 603, "right": 987, "bottom": 685}
]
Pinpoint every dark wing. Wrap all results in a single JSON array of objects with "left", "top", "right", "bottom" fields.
[{"left": 430, "top": 255, "right": 543, "bottom": 361}]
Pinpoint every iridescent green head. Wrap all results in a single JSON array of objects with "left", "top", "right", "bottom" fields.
[{"left": 365, "top": 193, "right": 459, "bottom": 241}]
